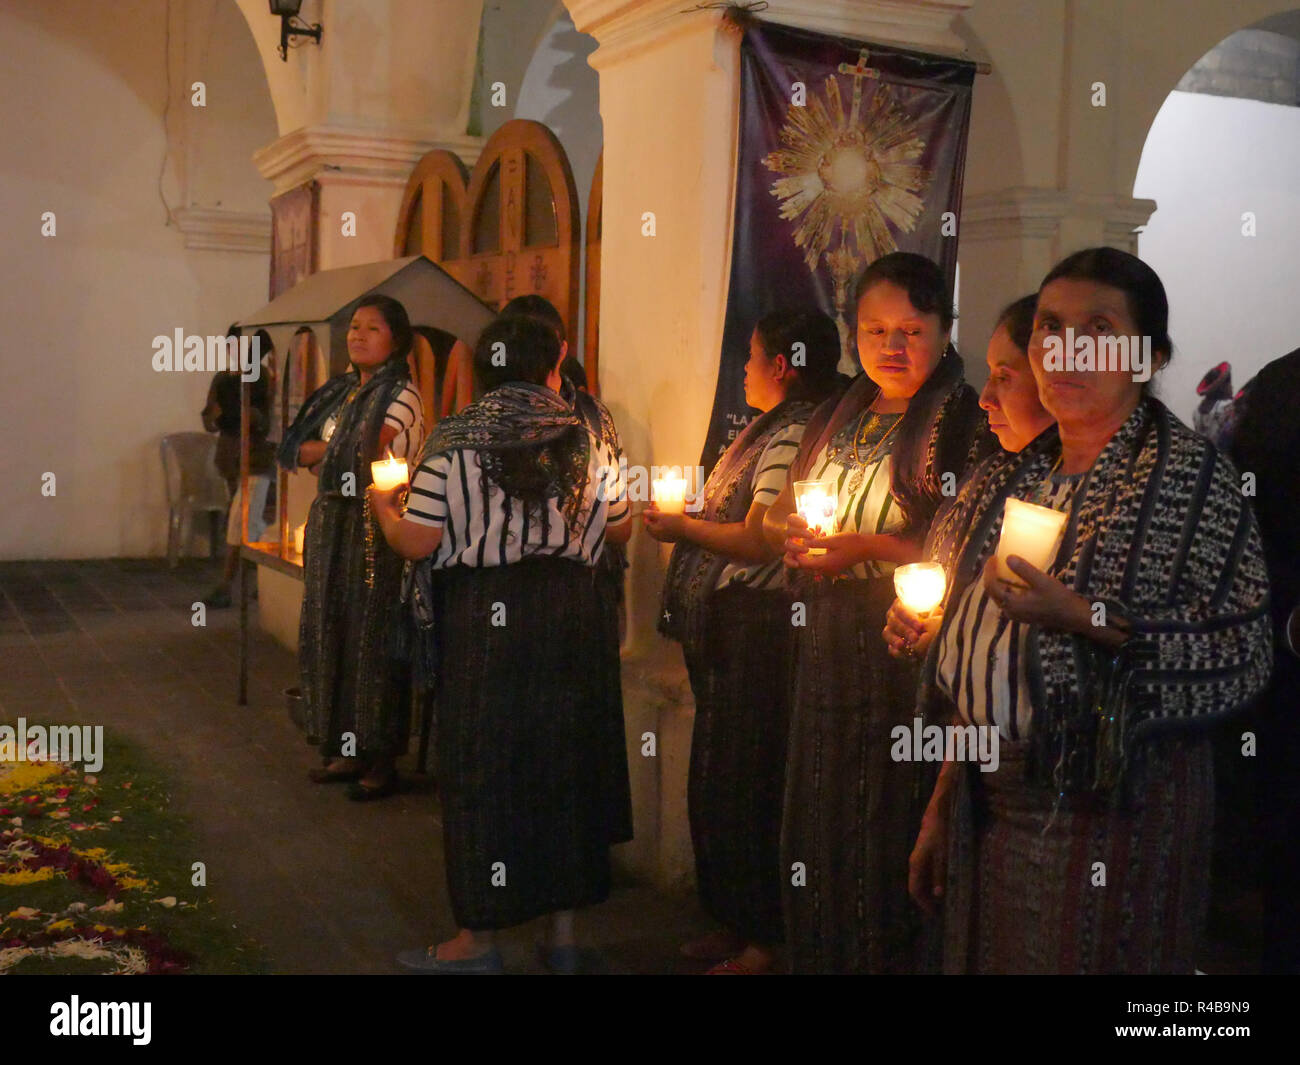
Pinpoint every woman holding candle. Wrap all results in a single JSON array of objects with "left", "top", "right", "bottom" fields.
[
  {"left": 370, "top": 314, "right": 633, "bottom": 974},
  {"left": 907, "top": 248, "right": 1272, "bottom": 973},
  {"left": 279, "top": 294, "right": 425, "bottom": 800},
  {"left": 500, "top": 295, "right": 629, "bottom": 639},
  {"left": 883, "top": 293, "right": 1054, "bottom": 660},
  {"left": 646, "top": 309, "right": 844, "bottom": 974},
  {"left": 762, "top": 252, "right": 994, "bottom": 973}
]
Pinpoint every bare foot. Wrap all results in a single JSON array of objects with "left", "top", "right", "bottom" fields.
[
  {"left": 435, "top": 929, "right": 493, "bottom": 961},
  {"left": 732, "top": 943, "right": 775, "bottom": 974},
  {"left": 359, "top": 758, "right": 396, "bottom": 789},
  {"left": 681, "top": 929, "right": 745, "bottom": 961}
]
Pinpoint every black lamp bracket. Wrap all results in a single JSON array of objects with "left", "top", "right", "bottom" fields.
[{"left": 278, "top": 15, "right": 322, "bottom": 61}]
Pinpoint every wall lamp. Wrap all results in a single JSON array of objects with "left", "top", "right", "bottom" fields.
[{"left": 270, "top": 0, "right": 323, "bottom": 62}]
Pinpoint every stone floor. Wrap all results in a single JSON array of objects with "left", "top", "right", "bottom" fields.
[
  {"left": 1, "top": 557, "right": 1262, "bottom": 975},
  {"left": 0, "top": 558, "right": 709, "bottom": 975}
]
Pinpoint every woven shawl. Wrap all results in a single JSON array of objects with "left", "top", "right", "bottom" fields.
[
  {"left": 402, "top": 382, "right": 614, "bottom": 691},
  {"left": 277, "top": 372, "right": 354, "bottom": 471},
  {"left": 319, "top": 363, "right": 414, "bottom": 496},
  {"left": 659, "top": 399, "right": 814, "bottom": 649},
  {"left": 920, "top": 397, "right": 1272, "bottom": 792}
]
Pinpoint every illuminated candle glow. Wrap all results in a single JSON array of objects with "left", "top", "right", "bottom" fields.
[
  {"left": 793, "top": 478, "right": 837, "bottom": 556},
  {"left": 652, "top": 473, "right": 689, "bottom": 514},
  {"left": 370, "top": 452, "right": 410, "bottom": 492},
  {"left": 293, "top": 523, "right": 306, "bottom": 557},
  {"left": 893, "top": 562, "right": 947, "bottom": 616},
  {"left": 996, "top": 497, "right": 1068, "bottom": 587}
]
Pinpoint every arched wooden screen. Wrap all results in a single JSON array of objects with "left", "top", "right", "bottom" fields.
[
  {"left": 407, "top": 333, "right": 437, "bottom": 432},
  {"left": 394, "top": 120, "right": 582, "bottom": 411},
  {"left": 394, "top": 151, "right": 470, "bottom": 263},
  {"left": 584, "top": 151, "right": 602, "bottom": 396}
]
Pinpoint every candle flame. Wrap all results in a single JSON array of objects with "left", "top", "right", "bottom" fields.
[{"left": 894, "top": 562, "right": 947, "bottom": 615}]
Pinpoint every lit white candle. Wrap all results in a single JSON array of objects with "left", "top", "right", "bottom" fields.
[
  {"left": 293, "top": 523, "right": 306, "bottom": 557},
  {"left": 793, "top": 478, "right": 837, "bottom": 556},
  {"left": 893, "top": 562, "right": 947, "bottom": 616},
  {"left": 996, "top": 497, "right": 1068, "bottom": 587},
  {"left": 652, "top": 474, "right": 688, "bottom": 514},
  {"left": 370, "top": 453, "right": 410, "bottom": 492}
]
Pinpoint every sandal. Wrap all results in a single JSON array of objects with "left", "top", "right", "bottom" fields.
[
  {"left": 396, "top": 945, "right": 503, "bottom": 974},
  {"left": 681, "top": 930, "right": 745, "bottom": 962},
  {"left": 308, "top": 765, "right": 361, "bottom": 784},
  {"left": 347, "top": 773, "right": 398, "bottom": 802},
  {"left": 705, "top": 958, "right": 759, "bottom": 975}
]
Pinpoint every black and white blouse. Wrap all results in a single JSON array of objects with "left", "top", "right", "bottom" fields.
[
  {"left": 803, "top": 409, "right": 904, "bottom": 580},
  {"left": 320, "top": 381, "right": 425, "bottom": 464},
  {"left": 936, "top": 473, "right": 1080, "bottom": 739},
  {"left": 715, "top": 422, "right": 805, "bottom": 591},
  {"left": 403, "top": 434, "right": 629, "bottom": 568}
]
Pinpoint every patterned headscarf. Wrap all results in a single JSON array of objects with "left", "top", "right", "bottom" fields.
[{"left": 419, "top": 382, "right": 596, "bottom": 529}]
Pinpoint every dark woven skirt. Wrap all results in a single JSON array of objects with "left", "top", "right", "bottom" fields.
[
  {"left": 432, "top": 556, "right": 633, "bottom": 931},
  {"left": 780, "top": 575, "right": 933, "bottom": 974},
  {"left": 682, "top": 586, "right": 794, "bottom": 944},
  {"left": 943, "top": 736, "right": 1214, "bottom": 974},
  {"left": 299, "top": 494, "right": 410, "bottom": 759}
]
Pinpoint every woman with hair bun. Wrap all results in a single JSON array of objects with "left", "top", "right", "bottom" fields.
[
  {"left": 910, "top": 248, "right": 1271, "bottom": 973},
  {"left": 372, "top": 313, "right": 633, "bottom": 974},
  {"left": 764, "top": 252, "right": 995, "bottom": 973},
  {"left": 648, "top": 308, "right": 845, "bottom": 974}
]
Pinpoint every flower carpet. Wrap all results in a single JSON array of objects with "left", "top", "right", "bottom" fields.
[{"left": 1, "top": 735, "right": 264, "bottom": 975}]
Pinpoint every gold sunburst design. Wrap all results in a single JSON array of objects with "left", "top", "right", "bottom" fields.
[{"left": 763, "top": 50, "right": 933, "bottom": 345}]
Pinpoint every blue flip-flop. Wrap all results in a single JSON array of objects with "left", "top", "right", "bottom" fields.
[
  {"left": 536, "top": 942, "right": 581, "bottom": 975},
  {"left": 396, "top": 946, "right": 504, "bottom": 974}
]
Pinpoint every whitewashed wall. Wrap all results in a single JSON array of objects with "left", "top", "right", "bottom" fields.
[{"left": 0, "top": 1, "right": 275, "bottom": 559}]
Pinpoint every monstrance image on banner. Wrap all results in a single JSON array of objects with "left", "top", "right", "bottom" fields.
[
  {"left": 699, "top": 24, "right": 973, "bottom": 469},
  {"left": 763, "top": 49, "right": 933, "bottom": 354}
]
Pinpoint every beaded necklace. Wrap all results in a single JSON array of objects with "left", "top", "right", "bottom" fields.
[{"left": 843, "top": 408, "right": 902, "bottom": 495}]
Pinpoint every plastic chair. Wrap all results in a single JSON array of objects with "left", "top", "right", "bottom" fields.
[{"left": 160, "top": 433, "right": 230, "bottom": 567}]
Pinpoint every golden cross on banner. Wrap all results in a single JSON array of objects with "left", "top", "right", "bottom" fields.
[{"left": 837, "top": 48, "right": 879, "bottom": 128}]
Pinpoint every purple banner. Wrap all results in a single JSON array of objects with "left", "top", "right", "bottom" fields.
[{"left": 701, "top": 23, "right": 975, "bottom": 469}]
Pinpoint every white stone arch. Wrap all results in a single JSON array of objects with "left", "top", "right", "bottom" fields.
[
  {"left": 1133, "top": 7, "right": 1300, "bottom": 422},
  {"left": 232, "top": 0, "right": 485, "bottom": 147},
  {"left": 232, "top": 0, "right": 315, "bottom": 137},
  {"left": 1118, "top": 1, "right": 1300, "bottom": 199}
]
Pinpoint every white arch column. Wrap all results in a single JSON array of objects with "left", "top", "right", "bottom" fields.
[
  {"left": 239, "top": 1, "right": 487, "bottom": 650},
  {"left": 949, "top": 0, "right": 1292, "bottom": 376},
  {"left": 236, "top": 0, "right": 487, "bottom": 270},
  {"left": 956, "top": 188, "right": 1156, "bottom": 372},
  {"left": 564, "top": 0, "right": 976, "bottom": 887}
]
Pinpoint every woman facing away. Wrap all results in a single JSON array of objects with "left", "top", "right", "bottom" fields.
[
  {"left": 370, "top": 314, "right": 633, "bottom": 975},
  {"left": 907, "top": 248, "right": 1272, "bottom": 973},
  {"left": 278, "top": 295, "right": 425, "bottom": 800},
  {"left": 646, "top": 308, "right": 844, "bottom": 974},
  {"left": 762, "top": 252, "right": 995, "bottom": 973}
]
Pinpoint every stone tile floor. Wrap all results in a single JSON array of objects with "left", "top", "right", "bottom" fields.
[
  {"left": 0, "top": 558, "right": 709, "bottom": 975},
  {"left": 0, "top": 558, "right": 1260, "bottom": 975}
]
